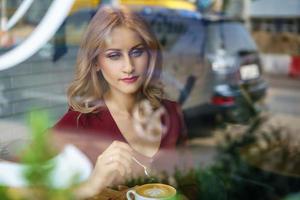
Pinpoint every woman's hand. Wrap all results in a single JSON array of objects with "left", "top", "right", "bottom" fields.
[
  {"left": 75, "top": 141, "right": 133, "bottom": 199},
  {"left": 92, "top": 140, "right": 133, "bottom": 185}
]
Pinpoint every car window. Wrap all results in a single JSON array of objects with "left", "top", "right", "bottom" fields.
[
  {"left": 143, "top": 13, "right": 204, "bottom": 55},
  {"left": 205, "top": 21, "right": 257, "bottom": 55},
  {"left": 168, "top": 18, "right": 204, "bottom": 55}
]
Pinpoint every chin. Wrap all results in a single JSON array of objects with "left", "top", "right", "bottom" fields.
[
  {"left": 120, "top": 88, "right": 140, "bottom": 95},
  {"left": 117, "top": 84, "right": 141, "bottom": 95},
  {"left": 121, "top": 79, "right": 144, "bottom": 90}
]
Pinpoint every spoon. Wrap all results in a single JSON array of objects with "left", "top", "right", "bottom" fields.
[{"left": 132, "top": 156, "right": 151, "bottom": 177}]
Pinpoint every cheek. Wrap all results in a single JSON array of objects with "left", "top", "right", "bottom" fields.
[
  {"left": 101, "top": 66, "right": 118, "bottom": 80},
  {"left": 99, "top": 58, "right": 120, "bottom": 76},
  {"left": 135, "top": 54, "right": 149, "bottom": 74}
]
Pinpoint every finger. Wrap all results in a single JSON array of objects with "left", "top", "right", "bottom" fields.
[
  {"left": 113, "top": 141, "right": 133, "bottom": 152},
  {"left": 99, "top": 143, "right": 132, "bottom": 163},
  {"left": 100, "top": 151, "right": 132, "bottom": 175},
  {"left": 111, "top": 162, "right": 126, "bottom": 176},
  {"left": 102, "top": 146, "right": 133, "bottom": 162},
  {"left": 107, "top": 141, "right": 133, "bottom": 154},
  {"left": 99, "top": 162, "right": 126, "bottom": 185},
  {"left": 105, "top": 160, "right": 129, "bottom": 177},
  {"left": 96, "top": 149, "right": 132, "bottom": 174}
]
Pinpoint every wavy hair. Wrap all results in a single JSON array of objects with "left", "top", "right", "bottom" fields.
[{"left": 67, "top": 5, "right": 163, "bottom": 113}]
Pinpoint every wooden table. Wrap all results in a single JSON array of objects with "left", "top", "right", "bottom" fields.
[{"left": 87, "top": 186, "right": 136, "bottom": 200}]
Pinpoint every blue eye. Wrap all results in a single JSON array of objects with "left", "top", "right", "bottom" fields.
[
  {"left": 106, "top": 52, "right": 121, "bottom": 60},
  {"left": 130, "top": 48, "right": 144, "bottom": 57}
]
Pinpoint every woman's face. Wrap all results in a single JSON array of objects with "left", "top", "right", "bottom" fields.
[{"left": 97, "top": 26, "right": 149, "bottom": 96}]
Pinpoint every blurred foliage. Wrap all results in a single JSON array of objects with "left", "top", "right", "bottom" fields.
[
  {"left": 175, "top": 168, "right": 227, "bottom": 200},
  {"left": 212, "top": 87, "right": 300, "bottom": 199},
  {"left": 213, "top": 116, "right": 278, "bottom": 200},
  {"left": 0, "top": 186, "right": 10, "bottom": 200},
  {"left": 226, "top": 85, "right": 260, "bottom": 124},
  {"left": 283, "top": 193, "right": 300, "bottom": 200},
  {"left": 21, "top": 111, "right": 74, "bottom": 200},
  {"left": 0, "top": 111, "right": 74, "bottom": 200},
  {"left": 22, "top": 112, "right": 57, "bottom": 188}
]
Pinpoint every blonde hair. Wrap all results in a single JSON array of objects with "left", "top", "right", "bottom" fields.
[{"left": 67, "top": 5, "right": 163, "bottom": 113}]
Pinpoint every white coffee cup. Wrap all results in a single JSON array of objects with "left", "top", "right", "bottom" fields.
[{"left": 126, "top": 183, "right": 176, "bottom": 200}]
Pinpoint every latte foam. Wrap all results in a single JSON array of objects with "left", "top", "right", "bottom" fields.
[{"left": 136, "top": 184, "right": 175, "bottom": 198}]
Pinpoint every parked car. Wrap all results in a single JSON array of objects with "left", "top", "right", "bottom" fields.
[
  {"left": 201, "top": 16, "right": 267, "bottom": 123},
  {"left": 138, "top": 8, "right": 267, "bottom": 130}
]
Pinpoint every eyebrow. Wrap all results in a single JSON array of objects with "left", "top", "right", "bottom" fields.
[{"left": 104, "top": 43, "right": 145, "bottom": 52}]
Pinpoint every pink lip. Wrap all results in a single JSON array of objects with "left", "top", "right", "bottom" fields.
[{"left": 120, "top": 76, "right": 139, "bottom": 83}]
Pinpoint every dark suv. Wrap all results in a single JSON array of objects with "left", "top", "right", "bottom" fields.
[{"left": 139, "top": 8, "right": 267, "bottom": 127}]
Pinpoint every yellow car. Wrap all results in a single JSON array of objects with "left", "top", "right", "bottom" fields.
[
  {"left": 120, "top": 0, "right": 196, "bottom": 11},
  {"left": 70, "top": 0, "right": 196, "bottom": 14},
  {"left": 70, "top": 0, "right": 100, "bottom": 14}
]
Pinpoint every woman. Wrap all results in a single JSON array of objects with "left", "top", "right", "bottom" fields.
[{"left": 54, "top": 5, "right": 187, "bottom": 198}]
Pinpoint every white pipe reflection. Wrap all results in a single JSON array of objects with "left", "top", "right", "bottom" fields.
[
  {"left": 1, "top": 0, "right": 7, "bottom": 31},
  {"left": 5, "top": 0, "right": 34, "bottom": 31},
  {"left": 0, "top": 0, "right": 75, "bottom": 71}
]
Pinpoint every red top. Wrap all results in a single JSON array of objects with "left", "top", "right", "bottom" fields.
[{"left": 54, "top": 99, "right": 187, "bottom": 149}]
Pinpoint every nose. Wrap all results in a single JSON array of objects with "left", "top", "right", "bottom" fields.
[{"left": 123, "top": 55, "right": 135, "bottom": 74}]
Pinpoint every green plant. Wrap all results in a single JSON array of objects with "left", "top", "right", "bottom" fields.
[
  {"left": 283, "top": 192, "right": 300, "bottom": 200},
  {"left": 0, "top": 186, "right": 10, "bottom": 200},
  {"left": 22, "top": 112, "right": 57, "bottom": 189},
  {"left": 0, "top": 111, "right": 75, "bottom": 200},
  {"left": 214, "top": 105, "right": 300, "bottom": 200},
  {"left": 23, "top": 111, "right": 75, "bottom": 200},
  {"left": 175, "top": 167, "right": 227, "bottom": 200}
]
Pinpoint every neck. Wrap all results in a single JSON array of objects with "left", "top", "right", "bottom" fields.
[{"left": 104, "top": 90, "right": 140, "bottom": 117}]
